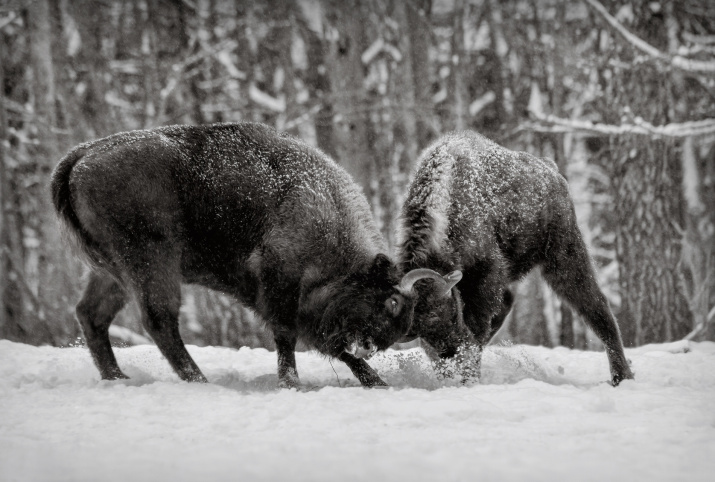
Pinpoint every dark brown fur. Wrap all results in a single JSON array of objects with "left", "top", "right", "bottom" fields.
[
  {"left": 398, "top": 131, "right": 634, "bottom": 386},
  {"left": 52, "top": 122, "right": 415, "bottom": 388}
]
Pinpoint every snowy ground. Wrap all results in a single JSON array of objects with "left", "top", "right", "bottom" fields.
[{"left": 1, "top": 339, "right": 714, "bottom": 482}]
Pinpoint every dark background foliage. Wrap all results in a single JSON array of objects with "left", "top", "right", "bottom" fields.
[{"left": 1, "top": 0, "right": 713, "bottom": 351}]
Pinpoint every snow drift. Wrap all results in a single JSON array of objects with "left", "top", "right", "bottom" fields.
[{"left": 1, "top": 339, "right": 714, "bottom": 481}]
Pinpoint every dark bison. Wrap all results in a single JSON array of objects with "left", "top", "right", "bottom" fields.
[
  {"left": 51, "top": 122, "right": 454, "bottom": 388},
  {"left": 397, "top": 131, "right": 634, "bottom": 386}
]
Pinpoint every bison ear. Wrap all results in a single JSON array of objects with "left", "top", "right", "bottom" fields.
[{"left": 442, "top": 270, "right": 462, "bottom": 296}]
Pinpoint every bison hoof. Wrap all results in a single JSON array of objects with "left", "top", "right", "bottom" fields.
[
  {"left": 611, "top": 373, "right": 634, "bottom": 387},
  {"left": 187, "top": 374, "right": 208, "bottom": 383},
  {"left": 102, "top": 370, "right": 130, "bottom": 380},
  {"left": 278, "top": 377, "right": 302, "bottom": 390},
  {"left": 362, "top": 377, "right": 388, "bottom": 389}
]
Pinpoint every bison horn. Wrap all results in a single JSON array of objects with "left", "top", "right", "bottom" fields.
[
  {"left": 397, "top": 268, "right": 463, "bottom": 296},
  {"left": 442, "top": 270, "right": 462, "bottom": 294}
]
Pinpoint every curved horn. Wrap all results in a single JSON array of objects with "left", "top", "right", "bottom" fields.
[
  {"left": 397, "top": 268, "right": 464, "bottom": 296},
  {"left": 397, "top": 268, "right": 445, "bottom": 292},
  {"left": 442, "top": 270, "right": 463, "bottom": 295}
]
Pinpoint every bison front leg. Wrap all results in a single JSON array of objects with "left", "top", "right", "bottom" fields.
[
  {"left": 338, "top": 353, "right": 388, "bottom": 388},
  {"left": 487, "top": 289, "right": 514, "bottom": 342},
  {"left": 449, "top": 269, "right": 510, "bottom": 383},
  {"left": 274, "top": 331, "right": 301, "bottom": 389}
]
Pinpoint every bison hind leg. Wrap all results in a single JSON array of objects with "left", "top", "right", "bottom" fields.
[
  {"left": 76, "top": 270, "right": 129, "bottom": 380},
  {"left": 542, "top": 225, "right": 634, "bottom": 385},
  {"left": 129, "top": 246, "right": 207, "bottom": 383}
]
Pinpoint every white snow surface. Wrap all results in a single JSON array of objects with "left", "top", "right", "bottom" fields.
[{"left": 1, "top": 339, "right": 714, "bottom": 482}]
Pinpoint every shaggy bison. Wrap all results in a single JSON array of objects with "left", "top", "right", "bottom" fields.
[
  {"left": 397, "top": 131, "right": 634, "bottom": 386},
  {"left": 51, "top": 122, "right": 454, "bottom": 388}
]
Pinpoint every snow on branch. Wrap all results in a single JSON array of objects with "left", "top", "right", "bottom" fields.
[
  {"left": 683, "top": 305, "right": 715, "bottom": 341},
  {"left": 362, "top": 38, "right": 402, "bottom": 64},
  {"left": 525, "top": 110, "right": 715, "bottom": 139},
  {"left": 249, "top": 83, "right": 286, "bottom": 112},
  {"left": 583, "top": 0, "right": 715, "bottom": 74},
  {"left": 0, "top": 12, "right": 18, "bottom": 31},
  {"left": 683, "top": 32, "right": 715, "bottom": 46},
  {"left": 283, "top": 104, "right": 323, "bottom": 131}
]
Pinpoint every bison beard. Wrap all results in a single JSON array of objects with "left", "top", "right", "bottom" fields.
[
  {"left": 51, "top": 122, "right": 449, "bottom": 388},
  {"left": 398, "top": 131, "right": 634, "bottom": 386}
]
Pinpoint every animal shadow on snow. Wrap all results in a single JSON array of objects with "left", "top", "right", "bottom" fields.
[
  {"left": 107, "top": 346, "right": 597, "bottom": 391},
  {"left": 209, "top": 371, "right": 362, "bottom": 392}
]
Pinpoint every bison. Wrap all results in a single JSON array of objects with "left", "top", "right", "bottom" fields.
[
  {"left": 51, "top": 122, "right": 456, "bottom": 388},
  {"left": 397, "top": 131, "right": 634, "bottom": 386}
]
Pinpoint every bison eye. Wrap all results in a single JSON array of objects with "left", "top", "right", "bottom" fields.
[{"left": 385, "top": 294, "right": 404, "bottom": 317}]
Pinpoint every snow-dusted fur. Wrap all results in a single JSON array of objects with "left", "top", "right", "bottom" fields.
[
  {"left": 398, "top": 131, "right": 633, "bottom": 386},
  {"left": 51, "top": 122, "right": 413, "bottom": 388}
]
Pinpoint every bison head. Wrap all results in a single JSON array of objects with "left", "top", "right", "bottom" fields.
[
  {"left": 301, "top": 254, "right": 462, "bottom": 359},
  {"left": 398, "top": 270, "right": 474, "bottom": 358}
]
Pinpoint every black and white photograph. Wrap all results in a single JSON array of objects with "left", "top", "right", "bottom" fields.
[{"left": 0, "top": 0, "right": 713, "bottom": 480}]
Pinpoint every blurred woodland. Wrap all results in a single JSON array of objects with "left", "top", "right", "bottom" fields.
[{"left": 0, "top": 0, "right": 714, "bottom": 352}]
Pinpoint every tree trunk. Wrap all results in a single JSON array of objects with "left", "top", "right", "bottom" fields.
[
  {"left": 406, "top": 0, "right": 434, "bottom": 149},
  {"left": 548, "top": 6, "right": 578, "bottom": 349},
  {"left": 508, "top": 270, "right": 551, "bottom": 347},
  {"left": 295, "top": 4, "right": 335, "bottom": 157},
  {"left": 27, "top": 0, "right": 73, "bottom": 345},
  {"left": 0, "top": 38, "right": 8, "bottom": 339},
  {"left": 0, "top": 44, "right": 27, "bottom": 342},
  {"left": 391, "top": 1, "right": 420, "bottom": 172},
  {"left": 612, "top": 137, "right": 693, "bottom": 345},
  {"left": 323, "top": 1, "right": 374, "bottom": 200},
  {"left": 484, "top": 0, "right": 510, "bottom": 130},
  {"left": 70, "top": 0, "right": 113, "bottom": 138},
  {"left": 448, "top": 0, "right": 469, "bottom": 131},
  {"left": 142, "top": 0, "right": 161, "bottom": 128},
  {"left": 273, "top": 0, "right": 299, "bottom": 135}
]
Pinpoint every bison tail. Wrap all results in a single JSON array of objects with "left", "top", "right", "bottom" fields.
[{"left": 50, "top": 148, "right": 107, "bottom": 270}]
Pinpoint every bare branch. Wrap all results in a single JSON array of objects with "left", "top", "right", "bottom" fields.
[
  {"left": 683, "top": 305, "right": 715, "bottom": 341},
  {"left": 524, "top": 111, "right": 715, "bottom": 139},
  {"left": 0, "top": 12, "right": 18, "bottom": 31},
  {"left": 283, "top": 104, "right": 323, "bottom": 131},
  {"left": 683, "top": 32, "right": 715, "bottom": 46},
  {"left": 583, "top": 0, "right": 715, "bottom": 74}
]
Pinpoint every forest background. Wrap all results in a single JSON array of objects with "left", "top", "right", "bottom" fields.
[{"left": 0, "top": 0, "right": 713, "bottom": 353}]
